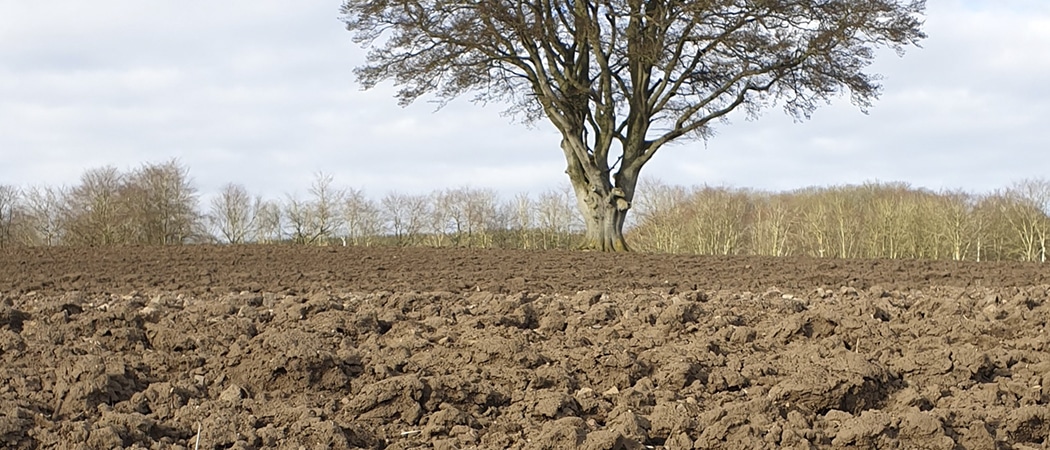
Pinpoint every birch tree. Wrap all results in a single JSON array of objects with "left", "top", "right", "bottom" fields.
[
  {"left": 512, "top": 193, "right": 536, "bottom": 249},
  {"left": 536, "top": 186, "right": 581, "bottom": 249},
  {"left": 208, "top": 183, "right": 260, "bottom": 244},
  {"left": 381, "top": 192, "right": 430, "bottom": 246},
  {"left": 0, "top": 185, "right": 19, "bottom": 247},
  {"left": 284, "top": 173, "right": 346, "bottom": 245},
  {"left": 343, "top": 188, "right": 384, "bottom": 246},
  {"left": 1003, "top": 179, "right": 1050, "bottom": 262},
  {"left": 254, "top": 200, "right": 284, "bottom": 243},
  {"left": 750, "top": 192, "right": 795, "bottom": 257},
  {"left": 20, "top": 185, "right": 66, "bottom": 246}
]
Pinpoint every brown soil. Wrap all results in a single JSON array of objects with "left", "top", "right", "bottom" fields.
[{"left": 1, "top": 245, "right": 1049, "bottom": 449}]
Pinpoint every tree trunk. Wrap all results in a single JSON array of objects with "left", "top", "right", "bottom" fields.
[
  {"left": 567, "top": 174, "right": 633, "bottom": 252},
  {"left": 558, "top": 130, "right": 639, "bottom": 251}
]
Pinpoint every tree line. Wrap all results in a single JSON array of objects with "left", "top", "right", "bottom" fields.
[
  {"left": 3, "top": 160, "right": 1049, "bottom": 262},
  {"left": 0, "top": 160, "right": 584, "bottom": 250},
  {"left": 630, "top": 179, "right": 1050, "bottom": 262}
]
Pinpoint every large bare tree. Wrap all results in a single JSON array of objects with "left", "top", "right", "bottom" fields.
[
  {"left": 284, "top": 172, "right": 347, "bottom": 245},
  {"left": 63, "top": 166, "right": 129, "bottom": 246},
  {"left": 123, "top": 160, "right": 201, "bottom": 245},
  {"left": 20, "top": 185, "right": 67, "bottom": 246},
  {"left": 208, "top": 183, "right": 261, "bottom": 244},
  {"left": 341, "top": 0, "right": 925, "bottom": 250}
]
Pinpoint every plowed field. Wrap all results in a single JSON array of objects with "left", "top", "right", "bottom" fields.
[{"left": 1, "top": 246, "right": 1049, "bottom": 449}]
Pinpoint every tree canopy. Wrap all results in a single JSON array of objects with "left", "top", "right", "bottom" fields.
[{"left": 340, "top": 0, "right": 926, "bottom": 251}]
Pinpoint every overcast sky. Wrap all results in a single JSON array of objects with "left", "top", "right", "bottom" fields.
[{"left": 1, "top": 0, "right": 1048, "bottom": 202}]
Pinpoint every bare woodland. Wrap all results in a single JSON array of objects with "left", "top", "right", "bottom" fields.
[
  {"left": 631, "top": 179, "right": 1050, "bottom": 262},
  {"left": 2, "top": 161, "right": 1050, "bottom": 262}
]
